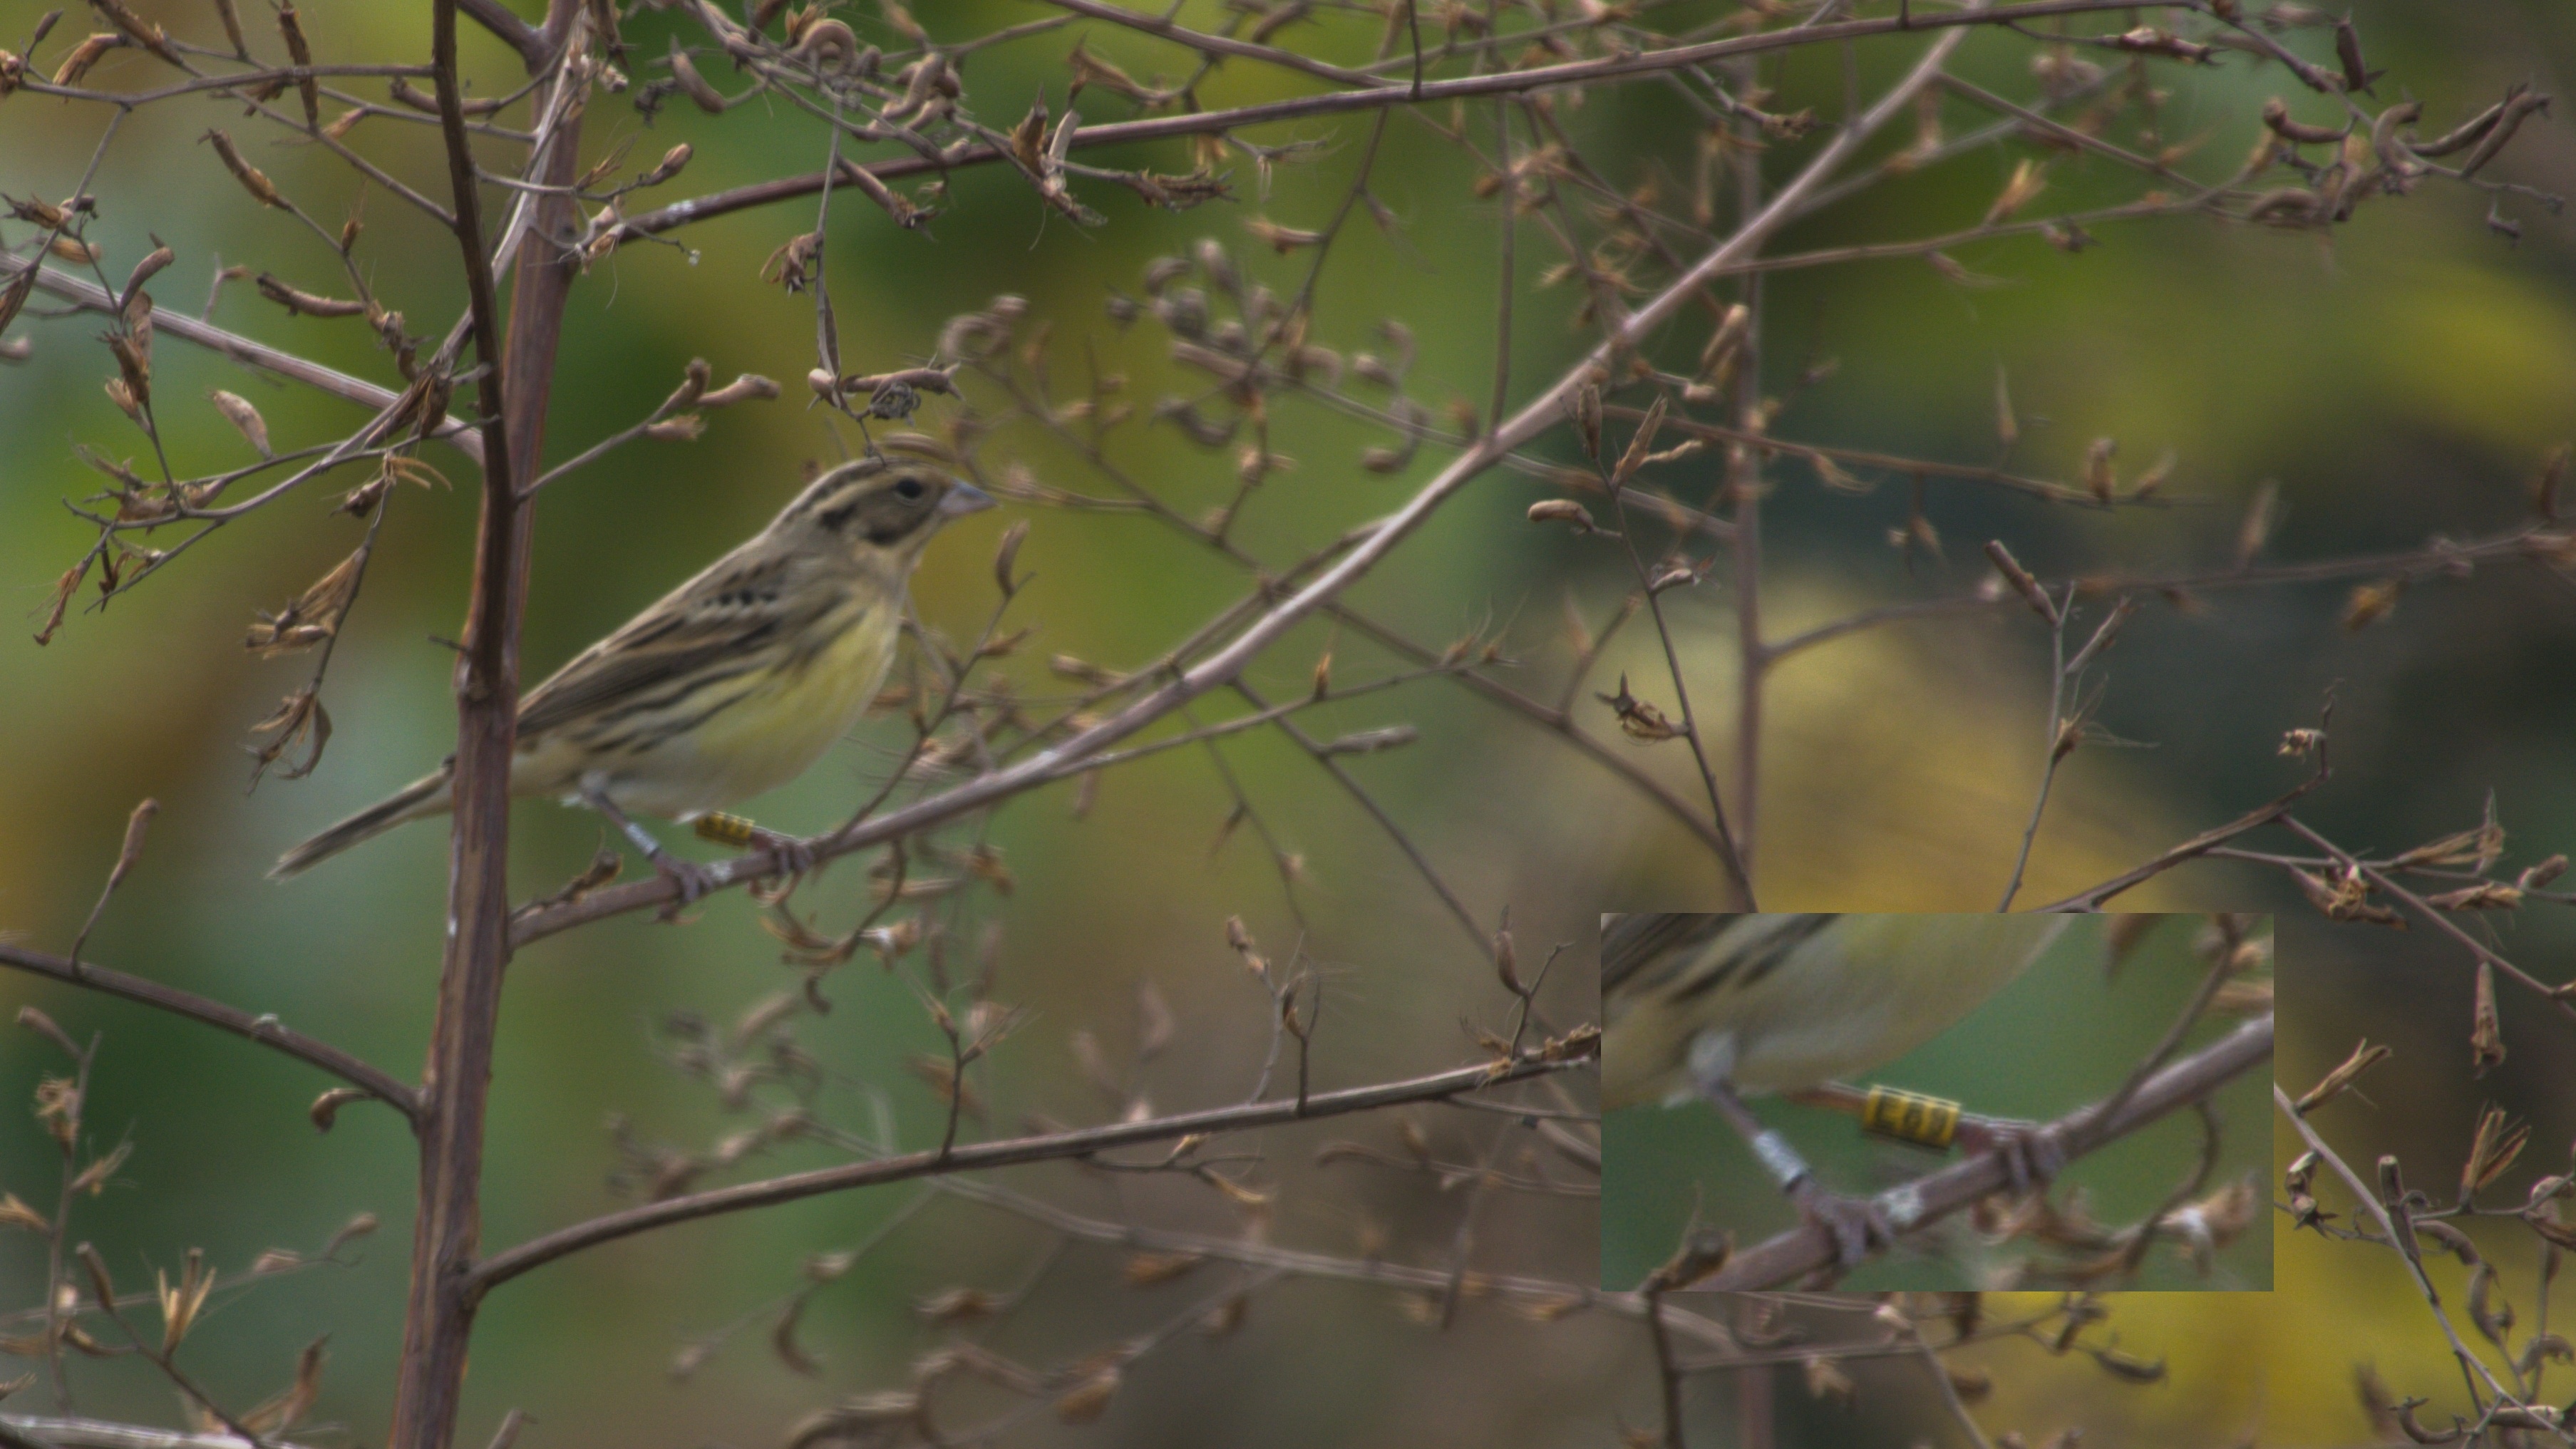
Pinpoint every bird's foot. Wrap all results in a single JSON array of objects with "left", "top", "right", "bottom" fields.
[
  {"left": 1789, "top": 1179, "right": 1895, "bottom": 1269},
  {"left": 746, "top": 826, "right": 818, "bottom": 880},
  {"left": 690, "top": 812, "right": 817, "bottom": 889},
  {"left": 649, "top": 852, "right": 721, "bottom": 922},
  {"left": 1954, "top": 1115, "right": 2062, "bottom": 1197}
]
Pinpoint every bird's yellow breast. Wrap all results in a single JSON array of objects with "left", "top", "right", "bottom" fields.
[
  {"left": 670, "top": 594, "right": 902, "bottom": 813},
  {"left": 516, "top": 593, "right": 902, "bottom": 820}
]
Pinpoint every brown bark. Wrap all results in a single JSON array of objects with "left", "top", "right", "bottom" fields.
[{"left": 388, "top": 4, "right": 582, "bottom": 1445}]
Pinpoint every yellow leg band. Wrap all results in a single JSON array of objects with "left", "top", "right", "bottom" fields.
[
  {"left": 694, "top": 811, "right": 758, "bottom": 848},
  {"left": 1860, "top": 1086, "right": 1962, "bottom": 1150}
]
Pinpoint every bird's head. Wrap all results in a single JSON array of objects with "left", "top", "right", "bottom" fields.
[{"left": 773, "top": 455, "right": 995, "bottom": 563}]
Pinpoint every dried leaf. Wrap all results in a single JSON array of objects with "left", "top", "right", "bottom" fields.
[
  {"left": 255, "top": 273, "right": 366, "bottom": 318},
  {"left": 247, "top": 689, "right": 332, "bottom": 784},
  {"left": 1596, "top": 674, "right": 1681, "bottom": 742},
  {"left": 245, "top": 547, "right": 367, "bottom": 657},
  {"left": 2471, "top": 960, "right": 2505, "bottom": 1076},
  {"left": 1054, "top": 1366, "right": 1120, "bottom": 1424},
  {"left": 157, "top": 1248, "right": 215, "bottom": 1354},
  {"left": 68, "top": 1140, "right": 131, "bottom": 1196},
  {"left": 202, "top": 129, "right": 284, "bottom": 207},
  {"left": 771, "top": 1296, "right": 821, "bottom": 1376},
  {"left": 241, "top": 1336, "right": 327, "bottom": 1434},
  {"left": 52, "top": 33, "right": 123, "bottom": 89},
  {"left": 1611, "top": 395, "right": 1669, "bottom": 488},
  {"left": 1120, "top": 1250, "right": 1202, "bottom": 1286},
  {"left": 210, "top": 389, "right": 273, "bottom": 457},
  {"left": 2461, "top": 1103, "right": 2528, "bottom": 1202},
  {"left": 2341, "top": 579, "right": 2403, "bottom": 631},
  {"left": 1985, "top": 157, "right": 2049, "bottom": 224},
  {"left": 1244, "top": 215, "right": 1324, "bottom": 252},
  {"left": 2294, "top": 1038, "right": 2391, "bottom": 1114}
]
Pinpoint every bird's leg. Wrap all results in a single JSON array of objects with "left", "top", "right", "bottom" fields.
[
  {"left": 1690, "top": 1051, "right": 1891, "bottom": 1269},
  {"left": 579, "top": 779, "right": 718, "bottom": 915},
  {"left": 692, "top": 812, "right": 820, "bottom": 878},
  {"left": 1790, "top": 1082, "right": 2062, "bottom": 1197}
]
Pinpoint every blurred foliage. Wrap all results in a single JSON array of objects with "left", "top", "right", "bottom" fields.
[{"left": 0, "top": 0, "right": 2571, "bottom": 1445}]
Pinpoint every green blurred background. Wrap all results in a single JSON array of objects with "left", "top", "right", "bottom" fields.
[{"left": 1, "top": 1, "right": 2572, "bottom": 1445}]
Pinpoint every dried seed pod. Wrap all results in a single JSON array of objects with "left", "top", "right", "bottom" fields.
[
  {"left": 122, "top": 241, "right": 173, "bottom": 299},
  {"left": 637, "top": 142, "right": 691, "bottom": 187},
  {"left": 2082, "top": 436, "right": 2117, "bottom": 502},
  {"left": 793, "top": 17, "right": 858, "bottom": 74},
  {"left": 255, "top": 274, "right": 366, "bottom": 318},
  {"left": 0, "top": 259, "right": 37, "bottom": 341},
  {"left": 2460, "top": 87, "right": 2550, "bottom": 179},
  {"left": 2332, "top": 16, "right": 2381, "bottom": 96},
  {"left": 1984, "top": 157, "right": 2049, "bottom": 224},
  {"left": 1699, "top": 301, "right": 1751, "bottom": 377},
  {"left": 699, "top": 373, "right": 780, "bottom": 408},
  {"left": 1244, "top": 215, "right": 1322, "bottom": 253},
  {"left": 1982, "top": 540, "right": 2059, "bottom": 624},
  {"left": 2232, "top": 480, "right": 2281, "bottom": 568},
  {"left": 1611, "top": 394, "right": 1668, "bottom": 486},
  {"left": 211, "top": 0, "right": 249, "bottom": 56},
  {"left": 1054, "top": 1369, "right": 1119, "bottom": 1425},
  {"left": 2533, "top": 443, "right": 2567, "bottom": 520},
  {"left": 2340, "top": 579, "right": 2401, "bottom": 631},
  {"left": 245, "top": 547, "right": 366, "bottom": 656},
  {"left": 2408, "top": 96, "right": 2509, "bottom": 158},
  {"left": 52, "top": 33, "right": 123, "bottom": 88},
  {"left": 76, "top": 1242, "right": 118, "bottom": 1309},
  {"left": 1566, "top": 381, "right": 1602, "bottom": 460},
  {"left": 991, "top": 518, "right": 1027, "bottom": 597},
  {"left": 1319, "top": 725, "right": 1417, "bottom": 756},
  {"left": 1194, "top": 236, "right": 1239, "bottom": 294},
  {"left": 666, "top": 46, "right": 726, "bottom": 113},
  {"left": 275, "top": 3, "right": 319, "bottom": 128},
  {"left": 1154, "top": 286, "right": 1208, "bottom": 341},
  {"left": 2292, "top": 1038, "right": 2391, "bottom": 1115},
  {"left": 106, "top": 326, "right": 151, "bottom": 411},
  {"left": 92, "top": 0, "right": 183, "bottom": 66},
  {"left": 2260, "top": 97, "right": 2346, "bottom": 145},
  {"left": 203, "top": 129, "right": 285, "bottom": 207}
]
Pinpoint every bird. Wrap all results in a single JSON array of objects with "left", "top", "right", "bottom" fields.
[
  {"left": 1601, "top": 912, "right": 2074, "bottom": 1266},
  {"left": 271, "top": 454, "right": 994, "bottom": 898}
]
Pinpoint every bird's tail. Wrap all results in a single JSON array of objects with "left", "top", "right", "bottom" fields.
[{"left": 269, "top": 762, "right": 456, "bottom": 880}]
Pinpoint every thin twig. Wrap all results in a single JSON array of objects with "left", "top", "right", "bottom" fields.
[
  {"left": 469, "top": 1051, "right": 1590, "bottom": 1293},
  {"left": 0, "top": 944, "right": 417, "bottom": 1118}
]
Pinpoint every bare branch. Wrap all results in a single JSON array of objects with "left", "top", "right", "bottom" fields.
[
  {"left": 612, "top": 0, "right": 2178, "bottom": 249},
  {"left": 1699, "top": 1013, "right": 2272, "bottom": 1290},
  {"left": 468, "top": 1051, "right": 1590, "bottom": 1294},
  {"left": 0, "top": 256, "right": 483, "bottom": 463},
  {"left": 0, "top": 942, "right": 417, "bottom": 1120}
]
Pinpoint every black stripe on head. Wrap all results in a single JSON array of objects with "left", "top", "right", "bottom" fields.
[
  {"left": 779, "top": 457, "right": 955, "bottom": 547},
  {"left": 1726, "top": 914, "right": 1834, "bottom": 991},
  {"left": 1607, "top": 913, "right": 1832, "bottom": 1004}
]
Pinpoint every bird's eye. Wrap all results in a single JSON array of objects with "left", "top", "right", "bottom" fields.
[{"left": 895, "top": 477, "right": 925, "bottom": 501}]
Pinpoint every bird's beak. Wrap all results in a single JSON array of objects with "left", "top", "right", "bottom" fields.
[{"left": 940, "top": 480, "right": 996, "bottom": 518}]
